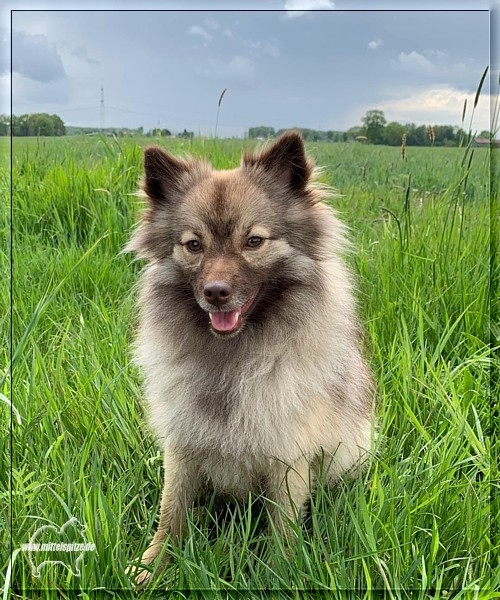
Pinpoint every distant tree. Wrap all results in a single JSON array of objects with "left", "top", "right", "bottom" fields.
[
  {"left": 9, "top": 113, "right": 65, "bottom": 136},
  {"left": 151, "top": 127, "right": 172, "bottom": 137},
  {"left": 478, "top": 129, "right": 492, "bottom": 140},
  {"left": 325, "top": 130, "right": 343, "bottom": 142},
  {"left": 431, "top": 124, "right": 456, "bottom": 146},
  {"left": 454, "top": 127, "right": 468, "bottom": 146},
  {"left": 0, "top": 115, "right": 9, "bottom": 136},
  {"left": 32, "top": 113, "right": 56, "bottom": 136},
  {"left": 177, "top": 129, "right": 194, "bottom": 139},
  {"left": 383, "top": 121, "right": 406, "bottom": 146},
  {"left": 405, "top": 123, "right": 427, "bottom": 146},
  {"left": 12, "top": 114, "right": 28, "bottom": 136},
  {"left": 51, "top": 114, "right": 66, "bottom": 136},
  {"left": 345, "top": 126, "right": 365, "bottom": 141},
  {"left": 299, "top": 128, "right": 320, "bottom": 141},
  {"left": 362, "top": 110, "right": 387, "bottom": 144},
  {"left": 248, "top": 126, "right": 275, "bottom": 138}
]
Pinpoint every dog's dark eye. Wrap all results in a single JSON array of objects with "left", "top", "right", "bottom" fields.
[
  {"left": 186, "top": 240, "right": 202, "bottom": 253},
  {"left": 247, "top": 236, "right": 263, "bottom": 249}
]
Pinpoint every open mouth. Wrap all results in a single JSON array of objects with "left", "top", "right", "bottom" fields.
[{"left": 209, "top": 286, "right": 260, "bottom": 335}]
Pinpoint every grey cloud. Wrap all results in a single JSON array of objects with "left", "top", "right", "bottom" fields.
[
  {"left": 243, "top": 38, "right": 280, "bottom": 58},
  {"left": 397, "top": 50, "right": 439, "bottom": 77},
  {"left": 71, "top": 45, "right": 100, "bottom": 66},
  {"left": 394, "top": 49, "right": 479, "bottom": 92},
  {"left": 203, "top": 55, "right": 256, "bottom": 86},
  {"left": 201, "top": 16, "right": 279, "bottom": 58},
  {"left": 284, "top": 0, "right": 335, "bottom": 18},
  {"left": 12, "top": 30, "right": 66, "bottom": 83},
  {"left": 203, "top": 16, "right": 234, "bottom": 38},
  {"left": 187, "top": 25, "right": 213, "bottom": 42}
]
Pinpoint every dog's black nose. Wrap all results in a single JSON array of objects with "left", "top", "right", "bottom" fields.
[{"left": 204, "top": 281, "right": 233, "bottom": 306}]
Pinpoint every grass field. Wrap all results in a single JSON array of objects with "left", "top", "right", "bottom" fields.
[{"left": 2, "top": 131, "right": 498, "bottom": 597}]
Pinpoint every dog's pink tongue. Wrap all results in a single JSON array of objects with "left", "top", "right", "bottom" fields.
[{"left": 210, "top": 310, "right": 240, "bottom": 333}]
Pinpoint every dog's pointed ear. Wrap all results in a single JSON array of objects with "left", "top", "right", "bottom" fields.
[
  {"left": 242, "top": 131, "right": 312, "bottom": 192},
  {"left": 142, "top": 146, "right": 188, "bottom": 204}
]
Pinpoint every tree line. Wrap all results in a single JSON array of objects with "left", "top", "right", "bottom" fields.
[
  {"left": 2, "top": 113, "right": 66, "bottom": 137},
  {"left": 249, "top": 111, "right": 492, "bottom": 147},
  {"left": 3, "top": 111, "right": 493, "bottom": 145},
  {"left": 65, "top": 125, "right": 195, "bottom": 138}
]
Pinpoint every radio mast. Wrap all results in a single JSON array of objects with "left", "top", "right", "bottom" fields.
[{"left": 100, "top": 84, "right": 105, "bottom": 130}]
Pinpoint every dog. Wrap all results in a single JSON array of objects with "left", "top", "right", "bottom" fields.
[{"left": 126, "top": 131, "right": 374, "bottom": 585}]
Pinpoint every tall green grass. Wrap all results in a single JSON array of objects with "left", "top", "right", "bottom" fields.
[{"left": 2, "top": 125, "right": 496, "bottom": 597}]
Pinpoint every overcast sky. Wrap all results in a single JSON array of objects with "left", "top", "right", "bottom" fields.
[{"left": 3, "top": 1, "right": 497, "bottom": 136}]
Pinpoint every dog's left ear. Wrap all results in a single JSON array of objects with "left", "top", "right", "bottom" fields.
[{"left": 243, "top": 131, "right": 312, "bottom": 192}]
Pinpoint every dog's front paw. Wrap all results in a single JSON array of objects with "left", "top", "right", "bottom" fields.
[
  {"left": 126, "top": 543, "right": 169, "bottom": 587},
  {"left": 125, "top": 562, "right": 154, "bottom": 587}
]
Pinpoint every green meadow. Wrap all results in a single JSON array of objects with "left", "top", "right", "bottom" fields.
[{"left": 2, "top": 132, "right": 497, "bottom": 597}]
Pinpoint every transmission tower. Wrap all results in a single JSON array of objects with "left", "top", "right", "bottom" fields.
[{"left": 100, "top": 84, "right": 105, "bottom": 130}]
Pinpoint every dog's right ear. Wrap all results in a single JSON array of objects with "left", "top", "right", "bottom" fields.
[
  {"left": 242, "top": 131, "right": 313, "bottom": 193},
  {"left": 142, "top": 146, "right": 188, "bottom": 204}
]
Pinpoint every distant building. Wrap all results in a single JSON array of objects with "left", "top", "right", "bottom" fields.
[{"left": 473, "top": 137, "right": 500, "bottom": 147}]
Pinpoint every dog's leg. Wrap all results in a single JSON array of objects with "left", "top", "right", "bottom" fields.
[
  {"left": 266, "top": 456, "right": 312, "bottom": 539},
  {"left": 129, "top": 448, "right": 200, "bottom": 586}
]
